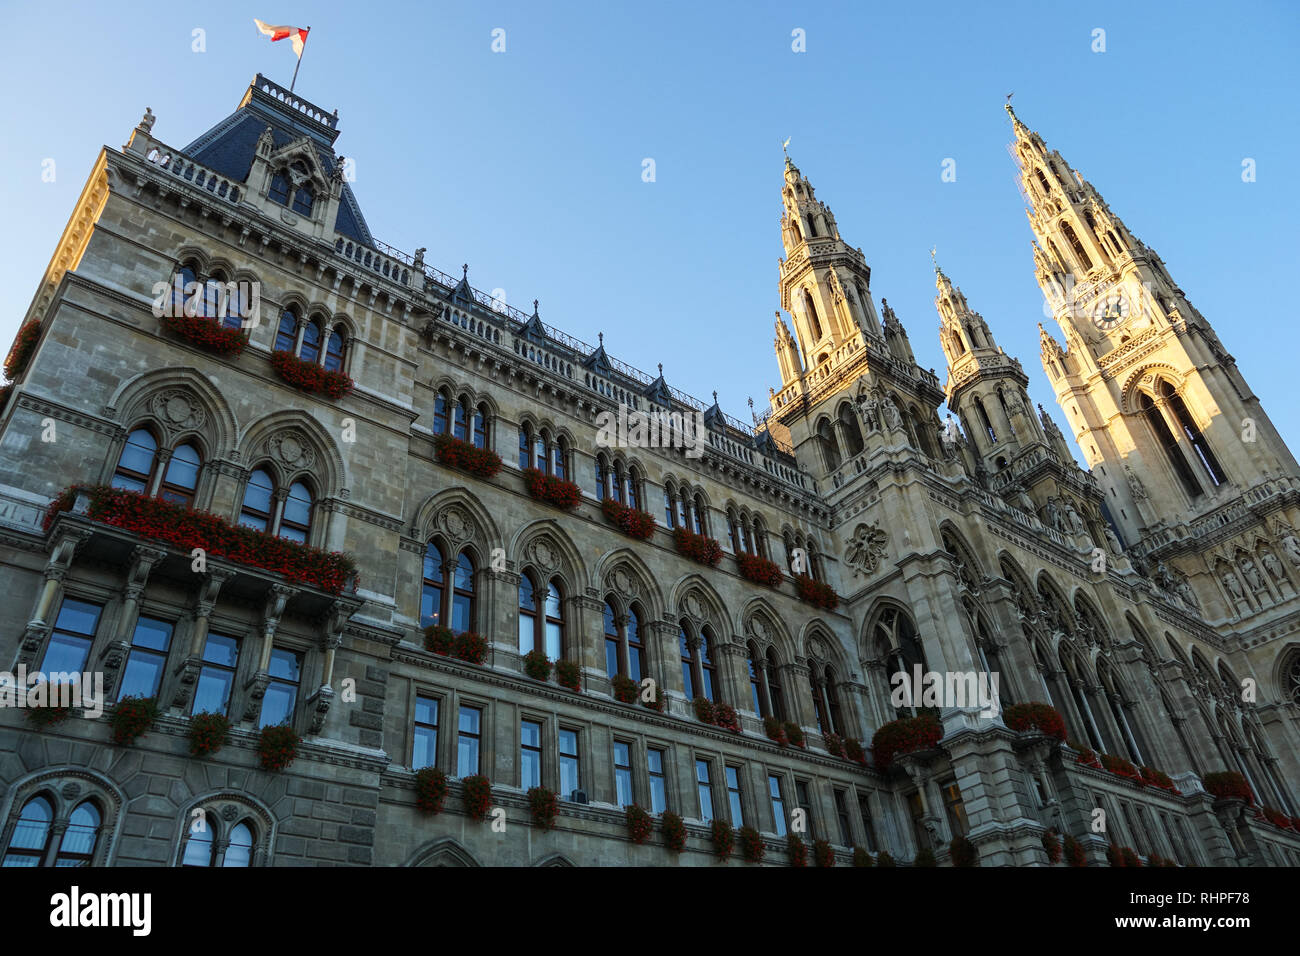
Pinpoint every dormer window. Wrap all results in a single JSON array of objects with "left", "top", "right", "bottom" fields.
[{"left": 268, "top": 161, "right": 316, "bottom": 218}]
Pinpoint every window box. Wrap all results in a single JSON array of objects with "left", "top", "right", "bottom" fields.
[
  {"left": 258, "top": 724, "right": 300, "bottom": 772},
  {"left": 823, "top": 731, "right": 846, "bottom": 758},
  {"left": 844, "top": 736, "right": 867, "bottom": 764},
  {"left": 787, "top": 833, "right": 807, "bottom": 867},
  {"left": 673, "top": 528, "right": 722, "bottom": 567},
  {"left": 763, "top": 716, "right": 788, "bottom": 745},
  {"left": 738, "top": 825, "right": 765, "bottom": 863},
  {"left": 44, "top": 485, "right": 357, "bottom": 594},
  {"left": 109, "top": 696, "right": 159, "bottom": 746},
  {"left": 813, "top": 838, "right": 835, "bottom": 867},
  {"left": 1068, "top": 739, "right": 1103, "bottom": 769},
  {"left": 434, "top": 433, "right": 502, "bottom": 479},
  {"left": 1202, "top": 770, "right": 1253, "bottom": 804},
  {"left": 625, "top": 804, "right": 652, "bottom": 844},
  {"left": 423, "top": 624, "right": 455, "bottom": 656},
  {"left": 527, "top": 786, "right": 558, "bottom": 830},
  {"left": 1257, "top": 806, "right": 1297, "bottom": 832},
  {"left": 1099, "top": 752, "right": 1142, "bottom": 784},
  {"left": 522, "top": 468, "right": 582, "bottom": 510},
  {"left": 1002, "top": 701, "right": 1066, "bottom": 741},
  {"left": 160, "top": 312, "right": 250, "bottom": 357},
  {"left": 793, "top": 573, "right": 839, "bottom": 610},
  {"left": 4, "top": 320, "right": 41, "bottom": 380},
  {"left": 736, "top": 553, "right": 783, "bottom": 589},
  {"left": 710, "top": 819, "right": 734, "bottom": 860},
  {"left": 853, "top": 846, "right": 874, "bottom": 867},
  {"left": 462, "top": 774, "right": 493, "bottom": 821},
  {"left": 660, "top": 811, "right": 687, "bottom": 854},
  {"left": 522, "top": 648, "right": 553, "bottom": 682},
  {"left": 555, "top": 659, "right": 582, "bottom": 692},
  {"left": 25, "top": 703, "right": 71, "bottom": 729},
  {"left": 1041, "top": 829, "right": 1062, "bottom": 864},
  {"left": 783, "top": 721, "right": 805, "bottom": 748},
  {"left": 871, "top": 713, "right": 942, "bottom": 770},
  {"left": 188, "top": 712, "right": 231, "bottom": 757},
  {"left": 453, "top": 632, "right": 488, "bottom": 665},
  {"left": 611, "top": 673, "right": 639, "bottom": 704},
  {"left": 415, "top": 766, "right": 449, "bottom": 815},
  {"left": 1138, "top": 765, "right": 1180, "bottom": 794},
  {"left": 691, "top": 697, "right": 740, "bottom": 732},
  {"left": 602, "top": 498, "right": 655, "bottom": 540},
  {"left": 270, "top": 348, "right": 354, "bottom": 399}
]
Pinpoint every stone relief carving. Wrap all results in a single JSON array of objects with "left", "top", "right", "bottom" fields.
[
  {"left": 844, "top": 521, "right": 888, "bottom": 575},
  {"left": 437, "top": 505, "right": 476, "bottom": 544},
  {"left": 266, "top": 431, "right": 317, "bottom": 472},
  {"left": 150, "top": 390, "right": 206, "bottom": 435}
]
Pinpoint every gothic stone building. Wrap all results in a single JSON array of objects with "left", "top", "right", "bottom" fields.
[{"left": 0, "top": 77, "right": 1297, "bottom": 867}]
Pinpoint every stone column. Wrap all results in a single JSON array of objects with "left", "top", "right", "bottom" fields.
[
  {"left": 240, "top": 584, "right": 294, "bottom": 725},
  {"left": 101, "top": 546, "right": 168, "bottom": 700},
  {"left": 171, "top": 568, "right": 234, "bottom": 714},
  {"left": 17, "top": 528, "right": 91, "bottom": 670}
]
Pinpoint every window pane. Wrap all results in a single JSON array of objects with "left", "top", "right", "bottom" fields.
[
  {"left": 457, "top": 706, "right": 482, "bottom": 777},
  {"left": 164, "top": 443, "right": 201, "bottom": 491},
  {"left": 182, "top": 826, "right": 214, "bottom": 867},
  {"left": 118, "top": 616, "right": 172, "bottom": 700},
  {"left": 54, "top": 599, "right": 101, "bottom": 636},
  {"left": 696, "top": 759, "right": 713, "bottom": 823},
  {"left": 520, "top": 719, "right": 542, "bottom": 790},
  {"left": 223, "top": 823, "right": 253, "bottom": 867}
]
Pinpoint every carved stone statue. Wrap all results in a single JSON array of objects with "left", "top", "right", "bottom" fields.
[
  {"left": 413, "top": 247, "right": 427, "bottom": 270},
  {"left": 1103, "top": 525, "right": 1123, "bottom": 554},
  {"left": 1222, "top": 570, "right": 1245, "bottom": 603},
  {"left": 1238, "top": 557, "right": 1265, "bottom": 594},
  {"left": 858, "top": 395, "right": 880, "bottom": 432},
  {"left": 1123, "top": 463, "right": 1148, "bottom": 501},
  {"left": 1282, "top": 534, "right": 1300, "bottom": 569},
  {"left": 1175, "top": 577, "right": 1200, "bottom": 610},
  {"left": 139, "top": 107, "right": 156, "bottom": 134},
  {"left": 880, "top": 395, "right": 902, "bottom": 431},
  {"left": 1260, "top": 549, "right": 1286, "bottom": 584},
  {"left": 1063, "top": 499, "right": 1085, "bottom": 535},
  {"left": 1044, "top": 497, "right": 1064, "bottom": 532}
]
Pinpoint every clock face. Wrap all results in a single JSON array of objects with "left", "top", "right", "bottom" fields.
[{"left": 1092, "top": 290, "right": 1130, "bottom": 330}]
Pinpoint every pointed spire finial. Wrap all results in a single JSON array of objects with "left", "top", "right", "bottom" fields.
[
  {"left": 462, "top": 263, "right": 468, "bottom": 279},
  {"left": 713, "top": 390, "right": 718, "bottom": 404},
  {"left": 532, "top": 298, "right": 539, "bottom": 314},
  {"left": 598, "top": 332, "right": 604, "bottom": 347},
  {"left": 657, "top": 363, "right": 663, "bottom": 376}
]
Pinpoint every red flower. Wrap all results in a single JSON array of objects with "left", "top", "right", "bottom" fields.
[
  {"left": 555, "top": 659, "right": 582, "bottom": 692},
  {"left": 1203, "top": 771, "right": 1254, "bottom": 804},
  {"left": 434, "top": 434, "right": 503, "bottom": 479},
  {"left": 44, "top": 486, "right": 357, "bottom": 594},
  {"left": 257, "top": 724, "right": 300, "bottom": 772},
  {"left": 523, "top": 468, "right": 582, "bottom": 510},
  {"left": 871, "top": 713, "right": 942, "bottom": 770},
  {"left": 188, "top": 712, "right": 231, "bottom": 757},
  {"left": 736, "top": 553, "right": 783, "bottom": 589},
  {"left": 738, "top": 826, "right": 765, "bottom": 863},
  {"left": 601, "top": 498, "right": 655, "bottom": 539},
  {"left": 660, "top": 811, "right": 687, "bottom": 854},
  {"left": 673, "top": 528, "right": 723, "bottom": 567},
  {"left": 270, "top": 349, "right": 354, "bottom": 399},
  {"left": 4, "top": 320, "right": 42, "bottom": 380},
  {"left": 159, "top": 313, "right": 250, "bottom": 357},
  {"left": 611, "top": 673, "right": 639, "bottom": 704},
  {"left": 1003, "top": 702, "right": 1067, "bottom": 741},
  {"left": 625, "top": 805, "right": 653, "bottom": 844},
  {"left": 527, "top": 786, "right": 559, "bottom": 831},
  {"left": 110, "top": 696, "right": 159, "bottom": 746},
  {"left": 462, "top": 774, "right": 493, "bottom": 822},
  {"left": 793, "top": 573, "right": 838, "bottom": 610}
]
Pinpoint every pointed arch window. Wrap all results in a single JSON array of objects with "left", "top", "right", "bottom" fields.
[
  {"left": 299, "top": 318, "right": 322, "bottom": 364},
  {"left": 817, "top": 419, "right": 841, "bottom": 471},
  {"left": 53, "top": 801, "right": 101, "bottom": 867},
  {"left": 680, "top": 626, "right": 718, "bottom": 701},
  {"left": 1061, "top": 220, "right": 1092, "bottom": 271},
  {"left": 434, "top": 388, "right": 450, "bottom": 436},
  {"left": 239, "top": 468, "right": 275, "bottom": 532},
  {"left": 543, "top": 581, "right": 564, "bottom": 660},
  {"left": 323, "top": 329, "right": 346, "bottom": 372},
  {"left": 423, "top": 547, "right": 475, "bottom": 633},
  {"left": 291, "top": 182, "right": 315, "bottom": 217},
  {"left": 274, "top": 309, "right": 299, "bottom": 352},
  {"left": 280, "top": 481, "right": 313, "bottom": 543},
  {"left": 1160, "top": 381, "right": 1226, "bottom": 486},
  {"left": 664, "top": 483, "right": 676, "bottom": 527},
  {"left": 974, "top": 398, "right": 997, "bottom": 444},
  {"left": 518, "top": 575, "right": 538, "bottom": 654},
  {"left": 223, "top": 822, "right": 254, "bottom": 868},
  {"left": 747, "top": 643, "right": 766, "bottom": 715},
  {"left": 1, "top": 795, "right": 54, "bottom": 867},
  {"left": 450, "top": 554, "right": 476, "bottom": 633},
  {"left": 112, "top": 428, "right": 159, "bottom": 493},
  {"left": 1138, "top": 391, "right": 1202, "bottom": 498},
  {"left": 804, "top": 290, "right": 824, "bottom": 341},
  {"left": 515, "top": 574, "right": 563, "bottom": 660},
  {"left": 453, "top": 397, "right": 469, "bottom": 441},
  {"left": 472, "top": 403, "right": 488, "bottom": 449},
  {"left": 693, "top": 493, "right": 707, "bottom": 535},
  {"left": 159, "top": 442, "right": 202, "bottom": 507},
  {"left": 269, "top": 171, "right": 291, "bottom": 206},
  {"left": 876, "top": 608, "right": 927, "bottom": 717},
  {"left": 421, "top": 543, "right": 447, "bottom": 629},
  {"left": 596, "top": 454, "right": 610, "bottom": 500},
  {"left": 766, "top": 648, "right": 785, "bottom": 721},
  {"left": 839, "top": 404, "right": 864, "bottom": 456}
]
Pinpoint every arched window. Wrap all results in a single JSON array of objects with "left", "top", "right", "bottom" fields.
[
  {"left": 292, "top": 182, "right": 315, "bottom": 217},
  {"left": 693, "top": 493, "right": 707, "bottom": 535},
  {"left": 1160, "top": 380, "right": 1227, "bottom": 486},
  {"left": 603, "top": 602, "right": 620, "bottom": 679},
  {"left": 224, "top": 822, "right": 253, "bottom": 868},
  {"left": 323, "top": 329, "right": 345, "bottom": 372},
  {"left": 519, "top": 424, "right": 531, "bottom": 469},
  {"left": 299, "top": 318, "right": 322, "bottom": 364},
  {"left": 974, "top": 398, "right": 997, "bottom": 444},
  {"left": 280, "top": 481, "right": 313, "bottom": 543},
  {"left": 421, "top": 543, "right": 446, "bottom": 628},
  {"left": 53, "top": 801, "right": 101, "bottom": 866},
  {"left": 876, "top": 607, "right": 927, "bottom": 717},
  {"left": 472, "top": 403, "right": 488, "bottom": 450},
  {"left": 766, "top": 648, "right": 785, "bottom": 721},
  {"left": 159, "top": 442, "right": 201, "bottom": 507},
  {"left": 112, "top": 428, "right": 158, "bottom": 493},
  {"left": 543, "top": 581, "right": 564, "bottom": 660},
  {"left": 181, "top": 819, "right": 215, "bottom": 866},
  {"left": 664, "top": 483, "right": 676, "bottom": 527},
  {"left": 1138, "top": 391, "right": 1202, "bottom": 498},
  {"left": 805, "top": 290, "right": 824, "bottom": 341},
  {"left": 453, "top": 397, "right": 469, "bottom": 441},
  {"left": 269, "top": 171, "right": 291, "bottom": 206},
  {"left": 1, "top": 795, "right": 54, "bottom": 866},
  {"left": 626, "top": 607, "right": 644, "bottom": 683},
  {"left": 434, "top": 388, "right": 450, "bottom": 435},
  {"left": 610, "top": 461, "right": 624, "bottom": 504},
  {"left": 605, "top": 602, "right": 646, "bottom": 683},
  {"left": 239, "top": 468, "right": 275, "bottom": 532},
  {"left": 817, "top": 419, "right": 841, "bottom": 471},
  {"left": 518, "top": 575, "right": 538, "bottom": 654},
  {"left": 839, "top": 404, "right": 864, "bottom": 457},
  {"left": 727, "top": 509, "right": 740, "bottom": 553},
  {"left": 747, "top": 643, "right": 766, "bottom": 715},
  {"left": 274, "top": 309, "right": 299, "bottom": 353},
  {"left": 625, "top": 465, "right": 640, "bottom": 511},
  {"left": 450, "top": 553, "right": 476, "bottom": 633},
  {"left": 1061, "top": 220, "right": 1092, "bottom": 271},
  {"left": 596, "top": 454, "right": 609, "bottom": 500},
  {"left": 173, "top": 261, "right": 198, "bottom": 315},
  {"left": 1034, "top": 168, "right": 1052, "bottom": 199},
  {"left": 680, "top": 625, "right": 717, "bottom": 702},
  {"left": 679, "top": 626, "right": 696, "bottom": 699}
]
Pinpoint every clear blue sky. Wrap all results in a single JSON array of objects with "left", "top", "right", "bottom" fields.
[{"left": 2, "top": 1, "right": 1297, "bottom": 466}]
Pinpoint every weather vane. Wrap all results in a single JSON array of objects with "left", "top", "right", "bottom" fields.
[{"left": 782, "top": 136, "right": 791, "bottom": 154}]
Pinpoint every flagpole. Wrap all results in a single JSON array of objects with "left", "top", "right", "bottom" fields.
[{"left": 289, "top": 26, "right": 310, "bottom": 93}]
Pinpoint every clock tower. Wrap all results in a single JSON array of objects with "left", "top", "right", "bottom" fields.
[{"left": 1008, "top": 104, "right": 1300, "bottom": 628}]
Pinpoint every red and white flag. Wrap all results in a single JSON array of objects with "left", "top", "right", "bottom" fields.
[{"left": 253, "top": 19, "right": 309, "bottom": 57}]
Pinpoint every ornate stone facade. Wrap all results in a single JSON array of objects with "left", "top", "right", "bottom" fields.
[{"left": 0, "top": 77, "right": 1297, "bottom": 868}]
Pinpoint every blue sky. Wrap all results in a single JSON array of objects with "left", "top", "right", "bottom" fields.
[{"left": 2, "top": 1, "right": 1297, "bottom": 465}]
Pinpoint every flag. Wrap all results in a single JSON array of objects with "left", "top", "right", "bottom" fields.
[{"left": 254, "top": 19, "right": 309, "bottom": 57}]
